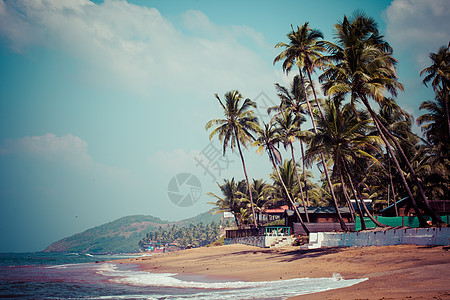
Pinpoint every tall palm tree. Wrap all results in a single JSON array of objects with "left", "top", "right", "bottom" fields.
[
  {"left": 274, "top": 23, "right": 347, "bottom": 230},
  {"left": 271, "top": 75, "right": 312, "bottom": 205},
  {"left": 273, "top": 22, "right": 328, "bottom": 119},
  {"left": 420, "top": 44, "right": 450, "bottom": 137},
  {"left": 253, "top": 123, "right": 309, "bottom": 234},
  {"left": 305, "top": 99, "right": 384, "bottom": 228},
  {"left": 417, "top": 90, "right": 450, "bottom": 146},
  {"left": 417, "top": 89, "right": 450, "bottom": 200},
  {"left": 320, "top": 12, "right": 444, "bottom": 226},
  {"left": 206, "top": 91, "right": 260, "bottom": 227},
  {"left": 275, "top": 110, "right": 311, "bottom": 222}
]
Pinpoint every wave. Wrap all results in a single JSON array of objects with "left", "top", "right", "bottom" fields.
[{"left": 96, "top": 263, "right": 368, "bottom": 299}]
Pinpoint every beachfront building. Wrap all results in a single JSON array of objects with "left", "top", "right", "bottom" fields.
[
  {"left": 282, "top": 207, "right": 356, "bottom": 235},
  {"left": 380, "top": 198, "right": 450, "bottom": 218}
]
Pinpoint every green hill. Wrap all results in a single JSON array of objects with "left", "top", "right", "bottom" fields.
[{"left": 43, "top": 212, "right": 221, "bottom": 253}]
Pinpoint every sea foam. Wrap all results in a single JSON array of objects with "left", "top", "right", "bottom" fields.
[{"left": 96, "top": 263, "right": 368, "bottom": 299}]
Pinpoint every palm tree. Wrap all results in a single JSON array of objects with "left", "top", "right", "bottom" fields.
[
  {"left": 271, "top": 75, "right": 312, "bottom": 205},
  {"left": 273, "top": 22, "right": 328, "bottom": 119},
  {"left": 275, "top": 110, "right": 311, "bottom": 222},
  {"left": 251, "top": 179, "right": 274, "bottom": 225},
  {"left": 417, "top": 89, "right": 450, "bottom": 200},
  {"left": 378, "top": 97, "right": 417, "bottom": 216},
  {"left": 417, "top": 90, "right": 450, "bottom": 146},
  {"left": 274, "top": 23, "right": 347, "bottom": 230},
  {"left": 207, "top": 178, "right": 249, "bottom": 228},
  {"left": 305, "top": 99, "right": 384, "bottom": 228},
  {"left": 206, "top": 91, "right": 260, "bottom": 227},
  {"left": 420, "top": 44, "right": 450, "bottom": 137},
  {"left": 270, "top": 159, "right": 299, "bottom": 206},
  {"left": 253, "top": 123, "right": 309, "bottom": 234},
  {"left": 320, "top": 11, "right": 444, "bottom": 226}
]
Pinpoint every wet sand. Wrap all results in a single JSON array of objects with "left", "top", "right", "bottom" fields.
[{"left": 117, "top": 244, "right": 450, "bottom": 299}]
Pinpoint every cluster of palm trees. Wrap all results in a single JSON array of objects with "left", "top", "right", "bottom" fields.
[{"left": 206, "top": 12, "right": 449, "bottom": 231}]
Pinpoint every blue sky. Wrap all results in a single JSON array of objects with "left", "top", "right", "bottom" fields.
[{"left": 0, "top": 0, "right": 448, "bottom": 252}]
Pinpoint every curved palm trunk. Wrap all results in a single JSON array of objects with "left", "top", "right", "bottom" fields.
[
  {"left": 321, "top": 153, "right": 348, "bottom": 231},
  {"left": 299, "top": 70, "right": 348, "bottom": 231},
  {"left": 306, "top": 69, "right": 325, "bottom": 119},
  {"left": 377, "top": 114, "right": 445, "bottom": 225},
  {"left": 269, "top": 152, "right": 309, "bottom": 235},
  {"left": 338, "top": 163, "right": 356, "bottom": 223},
  {"left": 341, "top": 158, "right": 387, "bottom": 228},
  {"left": 360, "top": 96, "right": 444, "bottom": 226},
  {"left": 299, "top": 140, "right": 310, "bottom": 206},
  {"left": 359, "top": 97, "right": 428, "bottom": 226},
  {"left": 290, "top": 144, "right": 309, "bottom": 222},
  {"left": 387, "top": 151, "right": 399, "bottom": 217},
  {"left": 235, "top": 137, "right": 258, "bottom": 228}
]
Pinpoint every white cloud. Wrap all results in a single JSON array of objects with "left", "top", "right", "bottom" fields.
[
  {"left": 385, "top": 0, "right": 450, "bottom": 70},
  {"left": 0, "top": 0, "right": 275, "bottom": 98},
  {"left": 0, "top": 133, "right": 131, "bottom": 178},
  {"left": 1, "top": 133, "right": 90, "bottom": 163}
]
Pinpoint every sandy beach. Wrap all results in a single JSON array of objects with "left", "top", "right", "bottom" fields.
[{"left": 115, "top": 244, "right": 450, "bottom": 299}]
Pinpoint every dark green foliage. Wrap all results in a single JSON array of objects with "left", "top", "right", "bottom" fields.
[
  {"left": 44, "top": 213, "right": 222, "bottom": 253},
  {"left": 139, "top": 221, "right": 225, "bottom": 249}
]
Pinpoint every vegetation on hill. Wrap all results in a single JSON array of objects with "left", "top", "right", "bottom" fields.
[
  {"left": 139, "top": 221, "right": 223, "bottom": 249},
  {"left": 44, "top": 212, "right": 222, "bottom": 253}
]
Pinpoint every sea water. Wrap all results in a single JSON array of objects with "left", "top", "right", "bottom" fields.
[{"left": 0, "top": 252, "right": 367, "bottom": 299}]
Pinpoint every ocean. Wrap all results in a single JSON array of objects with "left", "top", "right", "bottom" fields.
[{"left": 0, "top": 252, "right": 367, "bottom": 299}]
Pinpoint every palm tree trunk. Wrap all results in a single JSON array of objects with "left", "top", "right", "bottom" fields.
[
  {"left": 361, "top": 95, "right": 445, "bottom": 225},
  {"left": 359, "top": 96, "right": 428, "bottom": 227},
  {"left": 321, "top": 153, "right": 348, "bottom": 231},
  {"left": 338, "top": 162, "right": 355, "bottom": 223},
  {"left": 299, "top": 69, "right": 347, "bottom": 230},
  {"left": 235, "top": 136, "right": 258, "bottom": 228},
  {"left": 290, "top": 144, "right": 309, "bottom": 222},
  {"left": 306, "top": 69, "right": 325, "bottom": 119},
  {"left": 341, "top": 158, "right": 387, "bottom": 228},
  {"left": 269, "top": 151, "right": 309, "bottom": 235},
  {"left": 346, "top": 171, "right": 366, "bottom": 231},
  {"left": 299, "top": 140, "right": 309, "bottom": 206},
  {"left": 387, "top": 151, "right": 399, "bottom": 217},
  {"left": 377, "top": 118, "right": 444, "bottom": 225}
]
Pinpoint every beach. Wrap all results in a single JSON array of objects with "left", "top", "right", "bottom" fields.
[{"left": 118, "top": 244, "right": 450, "bottom": 299}]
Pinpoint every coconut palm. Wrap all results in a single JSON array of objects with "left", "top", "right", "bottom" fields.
[
  {"left": 206, "top": 91, "right": 260, "bottom": 227},
  {"left": 305, "top": 99, "right": 384, "bottom": 228},
  {"left": 420, "top": 44, "right": 450, "bottom": 137},
  {"left": 270, "top": 159, "right": 299, "bottom": 206},
  {"left": 275, "top": 110, "right": 312, "bottom": 221},
  {"left": 207, "top": 178, "right": 249, "bottom": 228},
  {"left": 251, "top": 179, "right": 274, "bottom": 225},
  {"left": 417, "top": 90, "right": 450, "bottom": 147},
  {"left": 320, "top": 12, "right": 444, "bottom": 226},
  {"left": 274, "top": 23, "right": 347, "bottom": 230},
  {"left": 271, "top": 75, "right": 312, "bottom": 206},
  {"left": 274, "top": 22, "right": 328, "bottom": 119},
  {"left": 253, "top": 123, "right": 309, "bottom": 234}
]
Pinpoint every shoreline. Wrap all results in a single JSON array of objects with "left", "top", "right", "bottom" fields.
[{"left": 113, "top": 244, "right": 450, "bottom": 299}]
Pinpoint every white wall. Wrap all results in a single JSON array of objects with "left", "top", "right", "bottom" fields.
[{"left": 318, "top": 227, "right": 450, "bottom": 247}]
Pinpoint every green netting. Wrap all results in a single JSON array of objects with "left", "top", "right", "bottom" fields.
[{"left": 355, "top": 215, "right": 449, "bottom": 231}]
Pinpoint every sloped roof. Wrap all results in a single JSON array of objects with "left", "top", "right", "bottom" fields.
[{"left": 263, "top": 205, "right": 290, "bottom": 214}]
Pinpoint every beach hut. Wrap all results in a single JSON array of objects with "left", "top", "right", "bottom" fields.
[{"left": 282, "top": 207, "right": 355, "bottom": 235}]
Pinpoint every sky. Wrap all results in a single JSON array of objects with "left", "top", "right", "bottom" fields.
[{"left": 0, "top": 0, "right": 449, "bottom": 252}]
